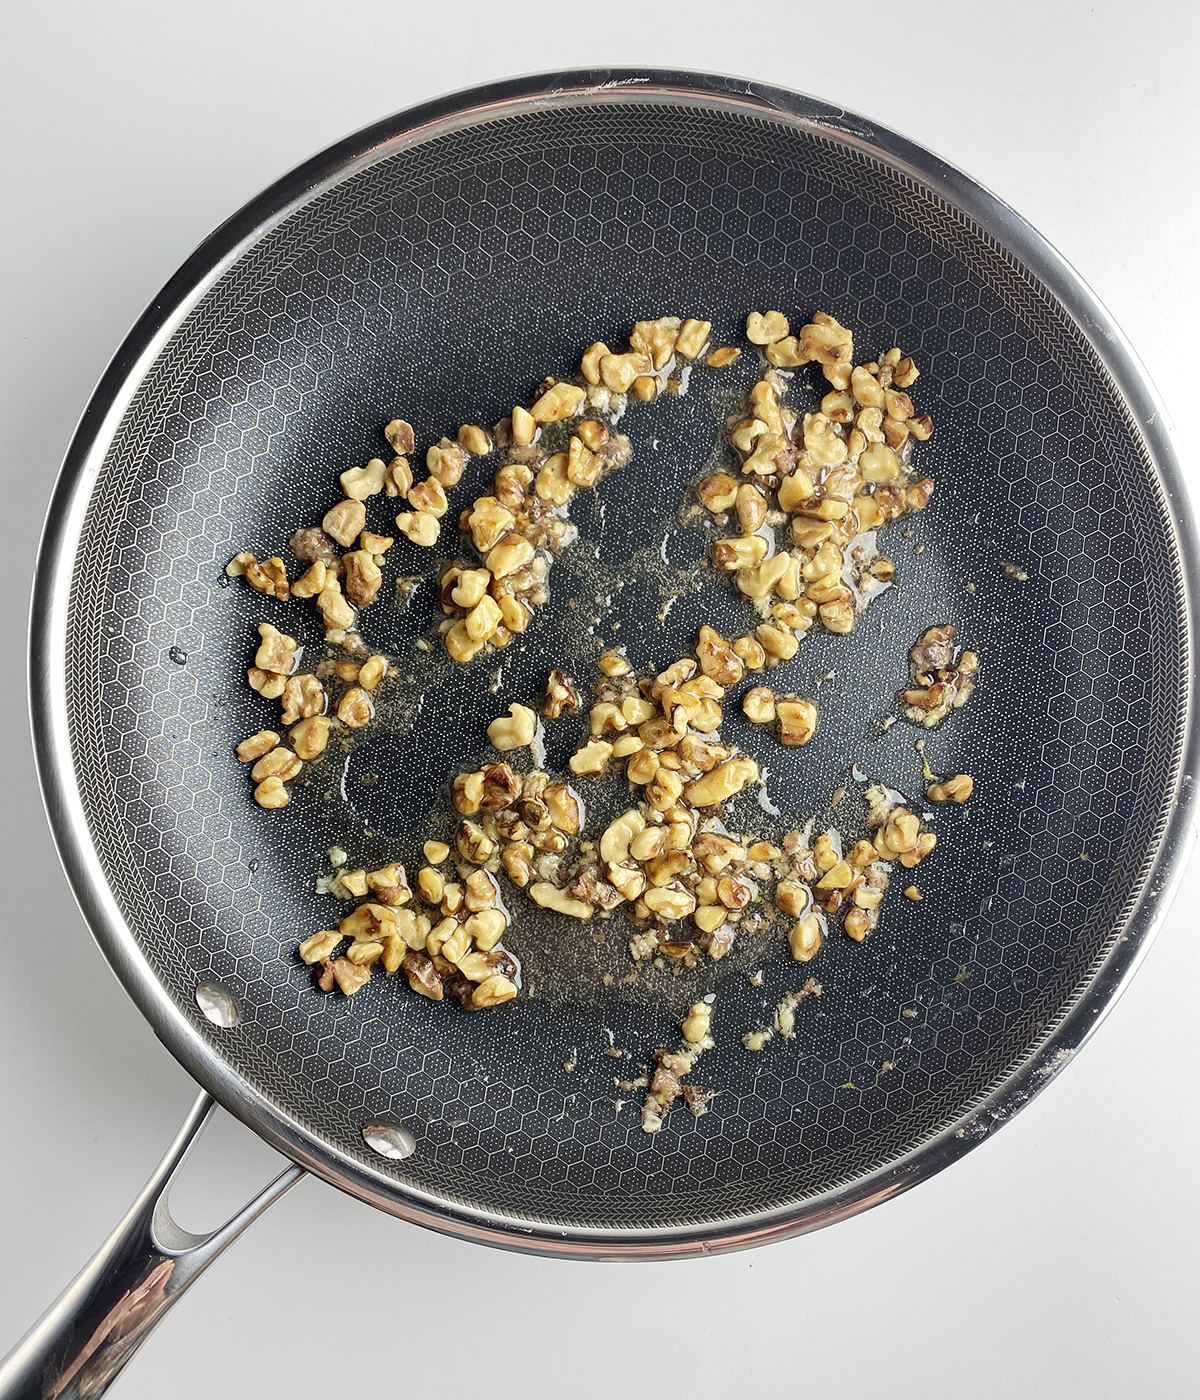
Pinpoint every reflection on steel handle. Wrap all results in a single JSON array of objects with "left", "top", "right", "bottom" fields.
[{"left": 0, "top": 1092, "right": 305, "bottom": 1399}]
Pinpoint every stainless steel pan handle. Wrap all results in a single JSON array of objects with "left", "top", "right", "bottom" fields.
[{"left": 0, "top": 1092, "right": 305, "bottom": 1399}]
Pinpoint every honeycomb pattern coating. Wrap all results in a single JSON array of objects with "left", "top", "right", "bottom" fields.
[{"left": 63, "top": 100, "right": 1184, "bottom": 1231}]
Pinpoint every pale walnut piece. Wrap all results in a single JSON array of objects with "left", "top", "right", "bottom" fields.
[
  {"left": 236, "top": 730, "right": 279, "bottom": 763},
  {"left": 487, "top": 703, "right": 537, "bottom": 751}
]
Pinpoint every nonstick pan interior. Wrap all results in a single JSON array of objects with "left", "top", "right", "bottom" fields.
[{"left": 36, "top": 73, "right": 1195, "bottom": 1254}]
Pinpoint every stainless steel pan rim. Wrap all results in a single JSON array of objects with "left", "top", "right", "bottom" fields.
[{"left": 28, "top": 67, "right": 1200, "bottom": 1261}]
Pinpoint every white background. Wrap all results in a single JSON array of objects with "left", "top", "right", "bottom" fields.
[{"left": 3, "top": 3, "right": 1199, "bottom": 1397}]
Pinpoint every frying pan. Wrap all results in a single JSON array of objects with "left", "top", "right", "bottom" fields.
[{"left": 5, "top": 68, "right": 1196, "bottom": 1399}]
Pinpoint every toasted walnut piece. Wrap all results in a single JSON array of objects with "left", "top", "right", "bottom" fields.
[
  {"left": 882, "top": 389, "right": 914, "bottom": 422},
  {"left": 579, "top": 341, "right": 610, "bottom": 385},
  {"left": 528, "top": 882, "right": 591, "bottom": 919},
  {"left": 299, "top": 931, "right": 341, "bottom": 965},
  {"left": 247, "top": 667, "right": 286, "bottom": 700},
  {"left": 236, "top": 730, "right": 280, "bottom": 762},
  {"left": 742, "top": 686, "right": 776, "bottom": 724},
  {"left": 713, "top": 535, "right": 768, "bottom": 570},
  {"left": 592, "top": 650, "right": 629, "bottom": 680},
  {"left": 468, "top": 497, "right": 516, "bottom": 554},
  {"left": 288, "top": 716, "right": 330, "bottom": 761},
  {"left": 732, "top": 635, "right": 766, "bottom": 671},
  {"left": 599, "top": 809, "right": 645, "bottom": 866},
  {"left": 476, "top": 763, "right": 519, "bottom": 810},
  {"left": 764, "top": 337, "right": 804, "bottom": 367},
  {"left": 453, "top": 771, "right": 485, "bottom": 815},
  {"left": 540, "top": 669, "right": 579, "bottom": 718},
  {"left": 251, "top": 624, "right": 295, "bottom": 678},
  {"left": 629, "top": 375, "right": 655, "bottom": 402},
  {"left": 456, "top": 819, "right": 495, "bottom": 865},
  {"left": 507, "top": 405, "right": 535, "bottom": 447},
  {"left": 747, "top": 311, "right": 790, "bottom": 345},
  {"left": 288, "top": 527, "right": 341, "bottom": 572},
  {"left": 631, "top": 316, "right": 681, "bottom": 370},
  {"left": 736, "top": 483, "right": 769, "bottom": 534},
  {"left": 250, "top": 746, "right": 302, "bottom": 784},
  {"left": 232, "top": 555, "right": 290, "bottom": 601},
  {"left": 786, "top": 913, "right": 821, "bottom": 963},
  {"left": 366, "top": 863, "right": 411, "bottom": 907},
  {"left": 338, "top": 870, "right": 369, "bottom": 899},
  {"left": 598, "top": 350, "right": 652, "bottom": 393},
  {"left": 383, "top": 457, "right": 414, "bottom": 498},
  {"left": 463, "top": 595, "right": 501, "bottom": 642},
  {"left": 494, "top": 841, "right": 531, "bottom": 889},
  {"left": 328, "top": 958, "right": 370, "bottom": 995},
  {"left": 796, "top": 312, "right": 854, "bottom": 372},
  {"left": 569, "top": 739, "right": 612, "bottom": 776},
  {"left": 486, "top": 532, "right": 535, "bottom": 579},
  {"left": 400, "top": 951, "right": 443, "bottom": 1000},
  {"left": 345, "top": 946, "right": 383, "bottom": 968},
  {"left": 545, "top": 783, "right": 580, "bottom": 833},
  {"left": 685, "top": 757, "right": 759, "bottom": 807},
  {"left": 323, "top": 499, "right": 366, "bottom": 547},
  {"left": 695, "top": 626, "right": 743, "bottom": 685},
  {"left": 777, "top": 698, "right": 818, "bottom": 746},
  {"left": 461, "top": 908, "right": 505, "bottom": 953},
  {"left": 456, "top": 424, "right": 491, "bottom": 457},
  {"left": 470, "top": 974, "right": 517, "bottom": 1008},
  {"left": 737, "top": 552, "right": 791, "bottom": 600},
  {"left": 290, "top": 561, "right": 329, "bottom": 600},
  {"left": 339, "top": 551, "right": 381, "bottom": 608},
  {"left": 817, "top": 598, "right": 855, "bottom": 636},
  {"left": 756, "top": 624, "right": 799, "bottom": 661},
  {"left": 566, "top": 433, "right": 600, "bottom": 485},
  {"left": 383, "top": 419, "right": 416, "bottom": 455},
  {"left": 337, "top": 687, "right": 372, "bottom": 728},
  {"left": 407, "top": 477, "right": 448, "bottom": 518},
  {"left": 449, "top": 567, "right": 490, "bottom": 610},
  {"left": 316, "top": 579, "right": 357, "bottom": 632},
  {"left": 887, "top": 357, "right": 917, "bottom": 391},
  {"left": 394, "top": 510, "right": 440, "bottom": 547},
  {"left": 492, "top": 463, "right": 530, "bottom": 511},
  {"left": 674, "top": 318, "right": 712, "bottom": 358},
  {"left": 443, "top": 620, "right": 482, "bottom": 664},
  {"left": 928, "top": 774, "right": 974, "bottom": 803},
  {"left": 361, "top": 532, "right": 393, "bottom": 558},
  {"left": 647, "top": 767, "right": 686, "bottom": 812},
  {"left": 350, "top": 656, "right": 383, "bottom": 694},
  {"left": 644, "top": 887, "right": 697, "bottom": 921},
  {"left": 698, "top": 473, "right": 738, "bottom": 512},
  {"left": 701, "top": 346, "right": 738, "bottom": 369},
  {"left": 840, "top": 907, "right": 870, "bottom": 942},
  {"left": 486, "top": 702, "right": 537, "bottom": 752},
  {"left": 253, "top": 775, "right": 289, "bottom": 809},
  {"left": 278, "top": 674, "right": 322, "bottom": 727},
  {"left": 530, "top": 381, "right": 585, "bottom": 423}
]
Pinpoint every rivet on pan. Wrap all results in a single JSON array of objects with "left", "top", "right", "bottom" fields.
[
  {"left": 362, "top": 1122, "right": 417, "bottom": 1160},
  {"left": 195, "top": 981, "right": 242, "bottom": 1027}
]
